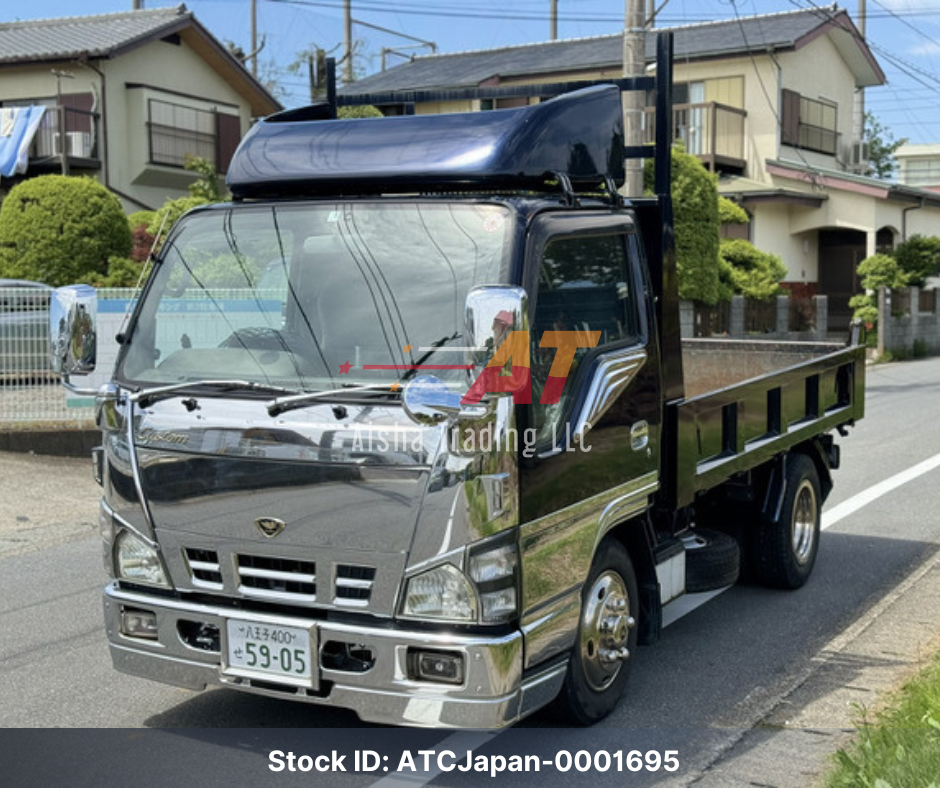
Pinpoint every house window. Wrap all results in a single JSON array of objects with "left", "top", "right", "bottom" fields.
[
  {"left": 781, "top": 89, "right": 838, "bottom": 155},
  {"left": 147, "top": 99, "right": 241, "bottom": 172}
]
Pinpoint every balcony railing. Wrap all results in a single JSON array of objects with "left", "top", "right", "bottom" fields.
[
  {"left": 644, "top": 101, "right": 746, "bottom": 173},
  {"left": 29, "top": 106, "right": 100, "bottom": 167}
]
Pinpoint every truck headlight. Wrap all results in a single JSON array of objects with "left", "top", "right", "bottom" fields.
[
  {"left": 115, "top": 529, "right": 169, "bottom": 587},
  {"left": 400, "top": 563, "right": 477, "bottom": 622}
]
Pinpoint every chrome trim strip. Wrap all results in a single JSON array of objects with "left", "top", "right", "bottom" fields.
[
  {"left": 572, "top": 348, "right": 648, "bottom": 445},
  {"left": 236, "top": 586, "right": 317, "bottom": 603},
  {"left": 335, "top": 578, "right": 373, "bottom": 589},
  {"left": 238, "top": 567, "right": 317, "bottom": 583}
]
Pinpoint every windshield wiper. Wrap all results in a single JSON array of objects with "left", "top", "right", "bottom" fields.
[
  {"left": 400, "top": 332, "right": 463, "bottom": 382},
  {"left": 131, "top": 379, "right": 296, "bottom": 409},
  {"left": 267, "top": 383, "right": 402, "bottom": 417}
]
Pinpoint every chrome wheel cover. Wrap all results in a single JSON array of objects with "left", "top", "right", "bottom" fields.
[
  {"left": 579, "top": 570, "right": 634, "bottom": 691},
  {"left": 792, "top": 479, "right": 818, "bottom": 565}
]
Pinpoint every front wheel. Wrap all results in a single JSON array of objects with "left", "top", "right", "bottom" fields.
[
  {"left": 753, "top": 453, "right": 821, "bottom": 589},
  {"left": 554, "top": 538, "right": 638, "bottom": 725}
]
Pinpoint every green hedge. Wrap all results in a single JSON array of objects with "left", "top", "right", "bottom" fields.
[{"left": 0, "top": 175, "right": 131, "bottom": 287}]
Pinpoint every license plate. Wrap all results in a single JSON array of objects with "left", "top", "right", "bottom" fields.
[{"left": 225, "top": 620, "right": 315, "bottom": 686}]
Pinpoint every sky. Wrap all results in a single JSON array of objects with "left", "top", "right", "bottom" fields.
[{"left": 8, "top": 0, "right": 940, "bottom": 145}]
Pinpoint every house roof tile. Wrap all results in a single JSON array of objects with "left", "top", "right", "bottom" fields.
[
  {"left": 342, "top": 4, "right": 883, "bottom": 96},
  {"left": 0, "top": 5, "right": 191, "bottom": 64}
]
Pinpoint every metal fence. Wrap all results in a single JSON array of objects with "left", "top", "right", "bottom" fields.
[{"left": 0, "top": 287, "right": 138, "bottom": 426}]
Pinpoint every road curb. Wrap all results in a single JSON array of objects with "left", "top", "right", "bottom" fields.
[
  {"left": 0, "top": 429, "right": 98, "bottom": 457},
  {"left": 681, "top": 546, "right": 940, "bottom": 787}
]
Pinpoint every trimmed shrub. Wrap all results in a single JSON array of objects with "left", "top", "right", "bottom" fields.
[
  {"left": 851, "top": 253, "right": 906, "bottom": 325},
  {"left": 645, "top": 146, "right": 723, "bottom": 305},
  {"left": 0, "top": 175, "right": 131, "bottom": 286},
  {"left": 719, "top": 239, "right": 787, "bottom": 300},
  {"left": 127, "top": 210, "right": 156, "bottom": 230},
  {"left": 148, "top": 196, "right": 210, "bottom": 250},
  {"left": 892, "top": 234, "right": 940, "bottom": 288},
  {"left": 338, "top": 105, "right": 384, "bottom": 119},
  {"left": 718, "top": 196, "right": 749, "bottom": 226}
]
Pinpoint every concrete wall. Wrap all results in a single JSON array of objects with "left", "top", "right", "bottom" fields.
[{"left": 883, "top": 287, "right": 940, "bottom": 356}]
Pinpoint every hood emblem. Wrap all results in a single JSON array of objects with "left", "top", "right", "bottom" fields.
[{"left": 255, "top": 517, "right": 286, "bottom": 538}]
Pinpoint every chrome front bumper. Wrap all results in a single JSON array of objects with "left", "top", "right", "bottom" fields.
[{"left": 103, "top": 582, "right": 565, "bottom": 728}]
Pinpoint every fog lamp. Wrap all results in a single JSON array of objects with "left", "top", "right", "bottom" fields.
[
  {"left": 121, "top": 607, "right": 158, "bottom": 640},
  {"left": 410, "top": 649, "right": 465, "bottom": 685}
]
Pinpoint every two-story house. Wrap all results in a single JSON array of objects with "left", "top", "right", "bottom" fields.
[
  {"left": 0, "top": 5, "right": 280, "bottom": 210},
  {"left": 341, "top": 5, "right": 940, "bottom": 330}
]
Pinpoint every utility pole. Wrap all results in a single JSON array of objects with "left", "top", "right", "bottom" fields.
[
  {"left": 853, "top": 0, "right": 866, "bottom": 154},
  {"left": 550, "top": 0, "right": 558, "bottom": 40},
  {"left": 344, "top": 0, "right": 354, "bottom": 84},
  {"left": 251, "top": 0, "right": 258, "bottom": 76},
  {"left": 623, "top": 0, "right": 646, "bottom": 196}
]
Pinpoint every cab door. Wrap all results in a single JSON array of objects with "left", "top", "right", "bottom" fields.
[{"left": 517, "top": 212, "right": 663, "bottom": 669}]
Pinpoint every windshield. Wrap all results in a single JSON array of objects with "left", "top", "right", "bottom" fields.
[{"left": 118, "top": 202, "right": 512, "bottom": 393}]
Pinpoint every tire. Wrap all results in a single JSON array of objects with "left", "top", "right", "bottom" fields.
[
  {"left": 753, "top": 453, "right": 821, "bottom": 589},
  {"left": 554, "top": 539, "right": 639, "bottom": 725},
  {"left": 682, "top": 528, "right": 740, "bottom": 592}
]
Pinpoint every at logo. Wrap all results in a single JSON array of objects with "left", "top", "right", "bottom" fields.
[
  {"left": 461, "top": 330, "right": 600, "bottom": 406},
  {"left": 254, "top": 517, "right": 286, "bottom": 538}
]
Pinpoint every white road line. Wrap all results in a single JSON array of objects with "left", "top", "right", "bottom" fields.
[
  {"left": 822, "top": 451, "right": 940, "bottom": 531},
  {"left": 366, "top": 452, "right": 940, "bottom": 787}
]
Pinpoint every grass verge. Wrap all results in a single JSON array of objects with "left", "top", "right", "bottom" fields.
[{"left": 825, "top": 650, "right": 940, "bottom": 787}]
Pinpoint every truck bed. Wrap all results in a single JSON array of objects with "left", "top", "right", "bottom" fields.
[{"left": 669, "top": 337, "right": 866, "bottom": 508}]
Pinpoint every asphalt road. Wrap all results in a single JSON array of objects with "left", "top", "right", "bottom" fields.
[{"left": 2, "top": 356, "right": 940, "bottom": 788}]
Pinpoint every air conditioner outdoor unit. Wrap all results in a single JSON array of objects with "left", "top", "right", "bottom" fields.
[
  {"left": 51, "top": 131, "right": 92, "bottom": 158},
  {"left": 850, "top": 140, "right": 870, "bottom": 167}
]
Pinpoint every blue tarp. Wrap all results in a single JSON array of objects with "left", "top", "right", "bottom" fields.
[{"left": 0, "top": 106, "right": 46, "bottom": 178}]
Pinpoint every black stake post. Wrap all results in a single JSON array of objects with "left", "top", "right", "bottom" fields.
[{"left": 326, "top": 57, "right": 337, "bottom": 119}]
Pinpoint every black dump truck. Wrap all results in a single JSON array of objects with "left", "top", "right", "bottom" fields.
[{"left": 53, "top": 34, "right": 864, "bottom": 727}]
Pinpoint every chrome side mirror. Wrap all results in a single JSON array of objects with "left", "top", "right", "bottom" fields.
[
  {"left": 464, "top": 285, "right": 528, "bottom": 372},
  {"left": 402, "top": 375, "right": 490, "bottom": 425},
  {"left": 50, "top": 284, "right": 97, "bottom": 376}
]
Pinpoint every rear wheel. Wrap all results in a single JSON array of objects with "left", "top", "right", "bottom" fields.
[
  {"left": 753, "top": 453, "right": 821, "bottom": 589},
  {"left": 554, "top": 539, "right": 638, "bottom": 725}
]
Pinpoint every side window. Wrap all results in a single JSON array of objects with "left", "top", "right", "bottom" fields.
[{"left": 530, "top": 233, "right": 641, "bottom": 440}]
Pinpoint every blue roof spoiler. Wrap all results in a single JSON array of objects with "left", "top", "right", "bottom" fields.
[{"left": 226, "top": 85, "right": 625, "bottom": 200}]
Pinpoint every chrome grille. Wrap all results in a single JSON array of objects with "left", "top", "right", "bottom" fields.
[
  {"left": 335, "top": 565, "right": 376, "bottom": 606},
  {"left": 183, "top": 548, "right": 223, "bottom": 589},
  {"left": 236, "top": 554, "right": 317, "bottom": 602}
]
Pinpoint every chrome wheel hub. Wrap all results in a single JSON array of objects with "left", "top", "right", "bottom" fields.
[
  {"left": 579, "top": 570, "right": 635, "bottom": 691},
  {"left": 792, "top": 479, "right": 818, "bottom": 565}
]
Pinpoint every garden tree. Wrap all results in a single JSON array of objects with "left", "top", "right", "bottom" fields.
[
  {"left": 145, "top": 157, "right": 226, "bottom": 251},
  {"left": 863, "top": 111, "right": 907, "bottom": 180},
  {"left": 91, "top": 210, "right": 159, "bottom": 288},
  {"left": 0, "top": 175, "right": 131, "bottom": 287},
  {"left": 849, "top": 253, "right": 905, "bottom": 326},
  {"left": 148, "top": 196, "right": 210, "bottom": 250},
  {"left": 185, "top": 155, "right": 228, "bottom": 202},
  {"left": 645, "top": 145, "right": 723, "bottom": 304},
  {"left": 718, "top": 239, "right": 787, "bottom": 300},
  {"left": 892, "top": 234, "right": 940, "bottom": 288}
]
